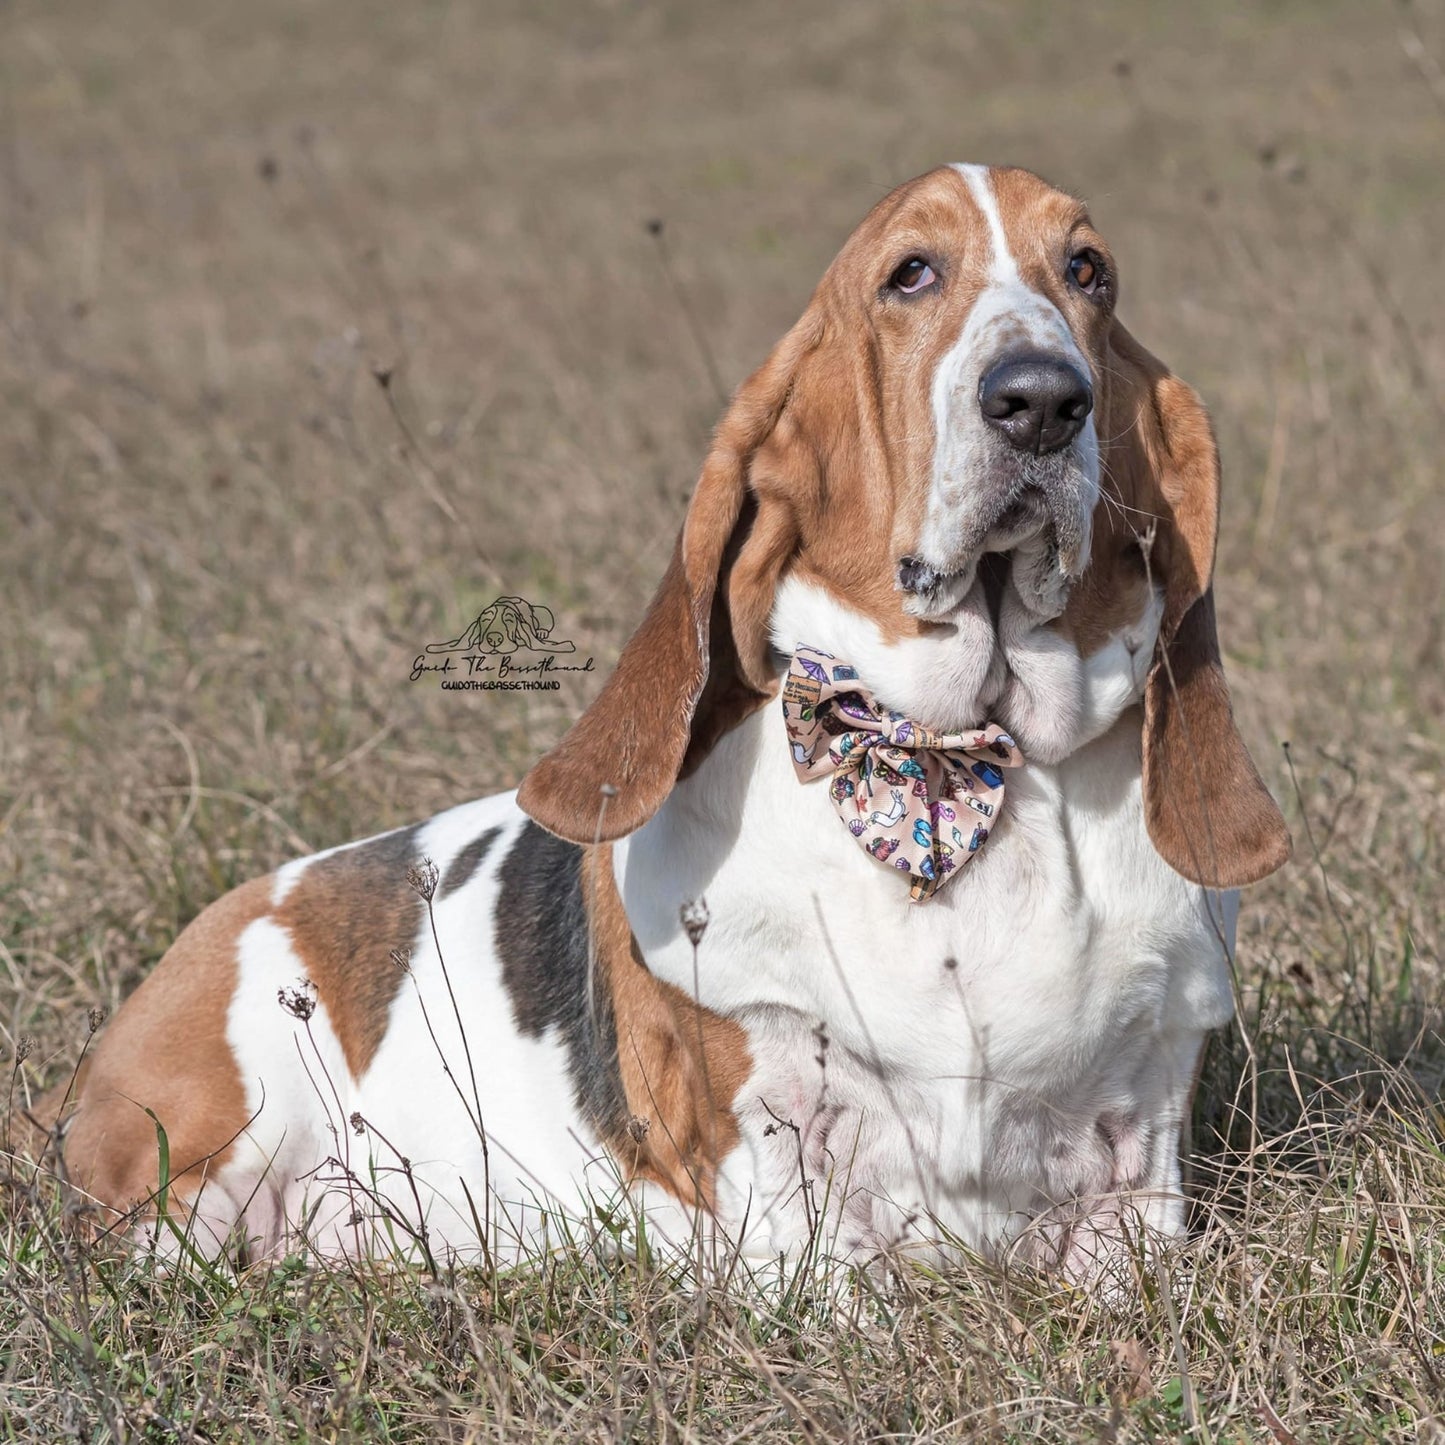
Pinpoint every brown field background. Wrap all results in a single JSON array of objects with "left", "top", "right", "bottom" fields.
[{"left": 2, "top": 0, "right": 1443, "bottom": 1438}]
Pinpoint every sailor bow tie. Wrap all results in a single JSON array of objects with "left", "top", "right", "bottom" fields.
[{"left": 781, "top": 646, "right": 1024, "bottom": 901}]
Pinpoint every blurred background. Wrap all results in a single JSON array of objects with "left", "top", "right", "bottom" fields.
[{"left": 2, "top": 0, "right": 1442, "bottom": 1093}]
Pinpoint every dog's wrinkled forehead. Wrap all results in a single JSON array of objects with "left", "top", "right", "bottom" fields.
[
  {"left": 813, "top": 164, "right": 1111, "bottom": 498},
  {"left": 949, "top": 164, "right": 1091, "bottom": 354},
  {"left": 825, "top": 164, "right": 1099, "bottom": 313}
]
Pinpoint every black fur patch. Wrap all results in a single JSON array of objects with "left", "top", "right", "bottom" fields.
[
  {"left": 494, "top": 821, "right": 629, "bottom": 1141},
  {"left": 439, "top": 825, "right": 502, "bottom": 899}
]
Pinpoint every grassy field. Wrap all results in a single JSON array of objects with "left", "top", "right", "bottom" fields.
[{"left": 2, "top": 0, "right": 1443, "bottom": 1437}]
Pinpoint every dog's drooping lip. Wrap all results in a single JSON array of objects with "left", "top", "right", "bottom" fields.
[
  {"left": 985, "top": 486, "right": 1051, "bottom": 550},
  {"left": 898, "top": 493, "right": 1070, "bottom": 617},
  {"left": 896, "top": 552, "right": 955, "bottom": 599},
  {"left": 899, "top": 437, "right": 1097, "bottom": 627}
]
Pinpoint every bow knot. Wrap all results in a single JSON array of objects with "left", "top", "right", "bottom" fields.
[{"left": 782, "top": 647, "right": 1024, "bottom": 901}]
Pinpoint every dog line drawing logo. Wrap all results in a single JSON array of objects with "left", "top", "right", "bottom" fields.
[
  {"left": 427, "top": 596, "right": 576, "bottom": 657},
  {"left": 410, "top": 592, "right": 593, "bottom": 691}
]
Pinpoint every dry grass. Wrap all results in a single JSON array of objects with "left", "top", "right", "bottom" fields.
[{"left": 2, "top": 0, "right": 1443, "bottom": 1438}]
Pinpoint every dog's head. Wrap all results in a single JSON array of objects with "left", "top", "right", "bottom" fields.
[
  {"left": 473, "top": 599, "right": 523, "bottom": 654},
  {"left": 519, "top": 165, "right": 1289, "bottom": 889},
  {"left": 475, "top": 597, "right": 559, "bottom": 654}
]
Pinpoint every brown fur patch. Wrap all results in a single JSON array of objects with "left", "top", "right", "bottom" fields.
[
  {"left": 56, "top": 874, "right": 273, "bottom": 1223},
  {"left": 275, "top": 824, "right": 425, "bottom": 1079},
  {"left": 1061, "top": 339, "right": 1164, "bottom": 661},
  {"left": 581, "top": 847, "right": 752, "bottom": 1210}
]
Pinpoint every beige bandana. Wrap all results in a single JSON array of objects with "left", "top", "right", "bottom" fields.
[{"left": 782, "top": 646, "right": 1024, "bottom": 901}]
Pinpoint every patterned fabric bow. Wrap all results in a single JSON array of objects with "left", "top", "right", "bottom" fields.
[{"left": 782, "top": 646, "right": 1025, "bottom": 901}]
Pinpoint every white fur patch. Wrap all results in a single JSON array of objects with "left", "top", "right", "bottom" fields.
[{"left": 621, "top": 672, "right": 1236, "bottom": 1273}]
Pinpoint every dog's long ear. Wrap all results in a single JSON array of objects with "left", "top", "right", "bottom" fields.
[
  {"left": 1104, "top": 323, "right": 1291, "bottom": 889},
  {"left": 518, "top": 315, "right": 822, "bottom": 844}
]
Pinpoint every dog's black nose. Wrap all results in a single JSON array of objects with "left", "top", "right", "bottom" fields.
[{"left": 978, "top": 355, "right": 1093, "bottom": 454}]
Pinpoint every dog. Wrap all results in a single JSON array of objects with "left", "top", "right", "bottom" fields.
[{"left": 28, "top": 165, "right": 1290, "bottom": 1279}]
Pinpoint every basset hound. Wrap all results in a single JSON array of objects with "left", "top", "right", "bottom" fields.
[{"left": 29, "top": 165, "right": 1291, "bottom": 1280}]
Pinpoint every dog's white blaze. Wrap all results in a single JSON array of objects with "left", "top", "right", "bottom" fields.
[
  {"left": 955, "top": 161, "right": 1020, "bottom": 285},
  {"left": 917, "top": 165, "right": 1099, "bottom": 594},
  {"left": 953, "top": 161, "right": 1079, "bottom": 350}
]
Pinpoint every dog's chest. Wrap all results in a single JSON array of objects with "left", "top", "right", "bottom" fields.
[{"left": 618, "top": 705, "right": 1234, "bottom": 1249}]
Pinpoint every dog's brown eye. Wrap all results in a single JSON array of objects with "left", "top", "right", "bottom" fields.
[
  {"left": 889, "top": 257, "right": 937, "bottom": 294},
  {"left": 1068, "top": 250, "right": 1104, "bottom": 296}
]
